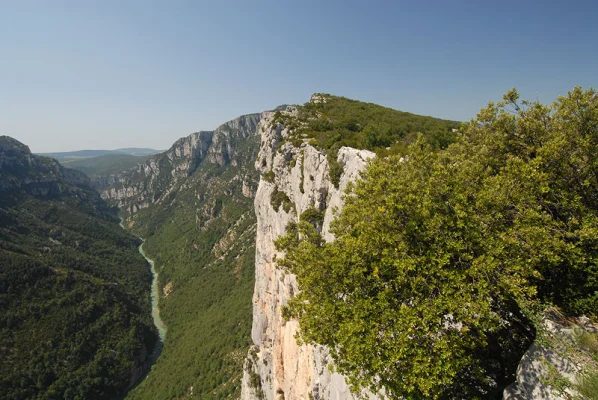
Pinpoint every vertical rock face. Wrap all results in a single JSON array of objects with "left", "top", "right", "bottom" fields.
[
  {"left": 94, "top": 114, "right": 260, "bottom": 215},
  {"left": 241, "top": 111, "right": 378, "bottom": 400}
]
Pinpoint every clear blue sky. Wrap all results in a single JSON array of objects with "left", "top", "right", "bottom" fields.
[{"left": 1, "top": 0, "right": 596, "bottom": 152}]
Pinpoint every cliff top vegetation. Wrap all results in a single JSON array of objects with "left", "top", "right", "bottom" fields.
[{"left": 277, "top": 87, "right": 598, "bottom": 399}]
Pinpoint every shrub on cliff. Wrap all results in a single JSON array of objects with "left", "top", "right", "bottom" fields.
[{"left": 276, "top": 87, "right": 598, "bottom": 399}]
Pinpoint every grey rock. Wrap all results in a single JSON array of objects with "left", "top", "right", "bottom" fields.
[
  {"left": 94, "top": 114, "right": 261, "bottom": 214},
  {"left": 241, "top": 109, "right": 378, "bottom": 400},
  {"left": 0, "top": 135, "right": 92, "bottom": 194},
  {"left": 503, "top": 311, "right": 595, "bottom": 400}
]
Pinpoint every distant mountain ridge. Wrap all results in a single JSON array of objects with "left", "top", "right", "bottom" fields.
[
  {"left": 38, "top": 147, "right": 161, "bottom": 160},
  {"left": 95, "top": 115, "right": 261, "bottom": 216},
  {"left": 59, "top": 153, "right": 153, "bottom": 178}
]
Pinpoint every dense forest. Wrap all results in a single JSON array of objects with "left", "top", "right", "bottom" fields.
[
  {"left": 0, "top": 137, "right": 157, "bottom": 399},
  {"left": 276, "top": 88, "right": 598, "bottom": 399}
]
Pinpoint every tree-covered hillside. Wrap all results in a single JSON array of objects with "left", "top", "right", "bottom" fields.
[
  {"left": 115, "top": 117, "right": 261, "bottom": 399},
  {"left": 0, "top": 137, "right": 157, "bottom": 399},
  {"left": 277, "top": 88, "right": 598, "bottom": 399}
]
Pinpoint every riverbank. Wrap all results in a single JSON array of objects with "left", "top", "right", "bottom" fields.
[
  {"left": 139, "top": 241, "right": 167, "bottom": 341},
  {"left": 118, "top": 218, "right": 167, "bottom": 397}
]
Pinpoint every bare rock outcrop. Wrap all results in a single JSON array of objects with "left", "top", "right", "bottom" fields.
[
  {"left": 0, "top": 135, "right": 91, "bottom": 194},
  {"left": 94, "top": 114, "right": 260, "bottom": 215},
  {"left": 241, "top": 110, "right": 379, "bottom": 400},
  {"left": 503, "top": 310, "right": 598, "bottom": 400}
]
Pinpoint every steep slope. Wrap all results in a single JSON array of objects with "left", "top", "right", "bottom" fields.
[
  {"left": 0, "top": 136, "right": 157, "bottom": 399},
  {"left": 94, "top": 114, "right": 262, "bottom": 399},
  {"left": 89, "top": 96, "right": 460, "bottom": 399},
  {"left": 96, "top": 117, "right": 256, "bottom": 216},
  {"left": 242, "top": 90, "right": 598, "bottom": 400}
]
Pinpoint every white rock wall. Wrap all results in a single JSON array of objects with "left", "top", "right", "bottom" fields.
[{"left": 241, "top": 110, "right": 378, "bottom": 400}]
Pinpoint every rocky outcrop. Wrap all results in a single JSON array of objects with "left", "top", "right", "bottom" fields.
[
  {"left": 0, "top": 135, "right": 91, "bottom": 194},
  {"left": 504, "top": 344, "right": 576, "bottom": 400},
  {"left": 94, "top": 114, "right": 261, "bottom": 215},
  {"left": 503, "top": 310, "right": 598, "bottom": 400},
  {"left": 241, "top": 109, "right": 379, "bottom": 400}
]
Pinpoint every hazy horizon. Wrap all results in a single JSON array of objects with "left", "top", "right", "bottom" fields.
[{"left": 2, "top": 0, "right": 597, "bottom": 152}]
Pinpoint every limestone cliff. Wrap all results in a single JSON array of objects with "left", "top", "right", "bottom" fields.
[
  {"left": 241, "top": 109, "right": 379, "bottom": 400},
  {"left": 504, "top": 310, "right": 598, "bottom": 400},
  {"left": 94, "top": 114, "right": 260, "bottom": 215},
  {"left": 240, "top": 106, "right": 580, "bottom": 400},
  {"left": 0, "top": 135, "right": 90, "bottom": 193},
  {"left": 85, "top": 98, "right": 590, "bottom": 399}
]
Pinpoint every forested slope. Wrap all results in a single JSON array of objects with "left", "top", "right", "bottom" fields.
[
  {"left": 0, "top": 136, "right": 157, "bottom": 399},
  {"left": 95, "top": 114, "right": 262, "bottom": 399}
]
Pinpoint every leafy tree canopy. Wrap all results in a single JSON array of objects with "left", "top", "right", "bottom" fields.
[{"left": 276, "top": 87, "right": 598, "bottom": 399}]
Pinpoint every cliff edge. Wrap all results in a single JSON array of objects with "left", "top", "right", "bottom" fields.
[{"left": 240, "top": 108, "right": 379, "bottom": 400}]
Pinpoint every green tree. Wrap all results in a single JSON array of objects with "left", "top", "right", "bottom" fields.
[{"left": 276, "top": 87, "right": 598, "bottom": 399}]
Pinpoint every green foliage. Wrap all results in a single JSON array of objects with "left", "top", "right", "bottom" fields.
[
  {"left": 123, "top": 134, "right": 260, "bottom": 399},
  {"left": 300, "top": 207, "right": 324, "bottom": 229},
  {"left": 263, "top": 169, "right": 275, "bottom": 183},
  {"left": 248, "top": 369, "right": 264, "bottom": 400},
  {"left": 273, "top": 94, "right": 460, "bottom": 185},
  {"left": 574, "top": 330, "right": 598, "bottom": 399},
  {"left": 271, "top": 110, "right": 284, "bottom": 128},
  {"left": 0, "top": 155, "right": 156, "bottom": 399},
  {"left": 577, "top": 331, "right": 598, "bottom": 360},
  {"left": 577, "top": 370, "right": 598, "bottom": 399},
  {"left": 327, "top": 151, "right": 343, "bottom": 188},
  {"left": 271, "top": 186, "right": 293, "bottom": 213},
  {"left": 275, "top": 87, "right": 598, "bottom": 399}
]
